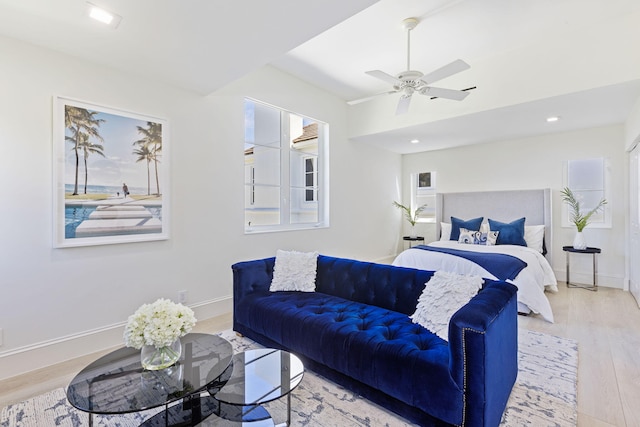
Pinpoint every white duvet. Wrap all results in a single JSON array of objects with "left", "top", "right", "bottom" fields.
[{"left": 392, "top": 241, "right": 558, "bottom": 323}]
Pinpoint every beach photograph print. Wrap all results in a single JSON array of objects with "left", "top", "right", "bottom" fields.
[{"left": 53, "top": 97, "right": 169, "bottom": 247}]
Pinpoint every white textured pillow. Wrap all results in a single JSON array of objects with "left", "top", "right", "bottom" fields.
[
  {"left": 270, "top": 250, "right": 319, "bottom": 292},
  {"left": 410, "top": 271, "right": 483, "bottom": 341},
  {"left": 524, "top": 225, "right": 545, "bottom": 253},
  {"left": 439, "top": 222, "right": 452, "bottom": 241}
]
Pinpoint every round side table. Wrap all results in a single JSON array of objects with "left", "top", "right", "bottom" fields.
[
  {"left": 403, "top": 236, "right": 425, "bottom": 249},
  {"left": 562, "top": 246, "right": 601, "bottom": 291}
]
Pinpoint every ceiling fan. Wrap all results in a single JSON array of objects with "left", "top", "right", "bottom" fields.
[{"left": 348, "top": 17, "right": 472, "bottom": 115}]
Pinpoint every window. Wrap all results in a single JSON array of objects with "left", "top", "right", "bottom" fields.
[
  {"left": 412, "top": 171, "right": 436, "bottom": 223},
  {"left": 244, "top": 98, "right": 327, "bottom": 232},
  {"left": 304, "top": 157, "right": 316, "bottom": 202},
  {"left": 563, "top": 158, "right": 611, "bottom": 228}
]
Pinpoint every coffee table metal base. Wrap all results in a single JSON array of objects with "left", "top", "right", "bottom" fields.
[
  {"left": 132, "top": 394, "right": 273, "bottom": 426},
  {"left": 209, "top": 349, "right": 304, "bottom": 427}
]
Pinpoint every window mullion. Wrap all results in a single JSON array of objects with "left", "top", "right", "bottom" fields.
[{"left": 280, "top": 111, "right": 291, "bottom": 225}]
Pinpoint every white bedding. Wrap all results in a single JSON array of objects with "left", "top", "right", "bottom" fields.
[{"left": 392, "top": 241, "right": 558, "bottom": 322}]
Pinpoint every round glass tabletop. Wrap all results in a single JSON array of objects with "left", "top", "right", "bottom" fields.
[
  {"left": 211, "top": 348, "right": 304, "bottom": 406},
  {"left": 66, "top": 333, "right": 233, "bottom": 414}
]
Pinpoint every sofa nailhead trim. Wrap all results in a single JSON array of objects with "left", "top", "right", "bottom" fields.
[{"left": 460, "top": 326, "right": 485, "bottom": 427}]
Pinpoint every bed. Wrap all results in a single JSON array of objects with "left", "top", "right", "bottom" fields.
[{"left": 392, "top": 189, "right": 558, "bottom": 322}]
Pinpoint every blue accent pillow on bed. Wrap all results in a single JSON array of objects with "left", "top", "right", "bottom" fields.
[
  {"left": 450, "top": 216, "right": 483, "bottom": 241},
  {"left": 488, "top": 217, "right": 527, "bottom": 246}
]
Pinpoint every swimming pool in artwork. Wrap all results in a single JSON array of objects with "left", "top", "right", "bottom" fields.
[{"left": 65, "top": 206, "right": 162, "bottom": 238}]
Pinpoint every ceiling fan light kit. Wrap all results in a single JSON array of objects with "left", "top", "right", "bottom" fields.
[{"left": 349, "top": 17, "right": 472, "bottom": 115}]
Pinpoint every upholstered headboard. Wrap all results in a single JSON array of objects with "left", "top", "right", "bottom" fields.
[{"left": 435, "top": 189, "right": 552, "bottom": 262}]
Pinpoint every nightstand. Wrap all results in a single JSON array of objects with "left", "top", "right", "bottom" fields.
[
  {"left": 562, "top": 246, "right": 601, "bottom": 291},
  {"left": 403, "top": 236, "right": 425, "bottom": 249}
]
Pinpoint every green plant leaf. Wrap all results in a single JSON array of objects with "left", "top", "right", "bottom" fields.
[{"left": 560, "top": 187, "right": 607, "bottom": 232}]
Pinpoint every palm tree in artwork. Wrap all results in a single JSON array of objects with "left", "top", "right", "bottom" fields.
[
  {"left": 133, "top": 144, "right": 153, "bottom": 195},
  {"left": 133, "top": 122, "right": 162, "bottom": 195},
  {"left": 77, "top": 133, "right": 106, "bottom": 194},
  {"left": 65, "top": 106, "right": 105, "bottom": 195}
]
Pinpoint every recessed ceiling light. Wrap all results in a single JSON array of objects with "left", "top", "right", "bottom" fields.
[
  {"left": 546, "top": 116, "right": 560, "bottom": 122},
  {"left": 410, "top": 139, "right": 420, "bottom": 144},
  {"left": 86, "top": 2, "right": 122, "bottom": 28}
]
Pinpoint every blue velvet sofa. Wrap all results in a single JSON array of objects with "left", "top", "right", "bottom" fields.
[{"left": 232, "top": 255, "right": 518, "bottom": 426}]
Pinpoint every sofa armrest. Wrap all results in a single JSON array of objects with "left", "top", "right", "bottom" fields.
[
  {"left": 232, "top": 257, "right": 275, "bottom": 302},
  {"left": 448, "top": 280, "right": 518, "bottom": 427}
]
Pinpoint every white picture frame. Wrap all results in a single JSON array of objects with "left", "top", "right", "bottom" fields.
[
  {"left": 53, "top": 96, "right": 170, "bottom": 247},
  {"left": 562, "top": 157, "right": 611, "bottom": 229}
]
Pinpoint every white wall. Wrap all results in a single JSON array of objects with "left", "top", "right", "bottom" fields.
[
  {"left": 402, "top": 125, "right": 627, "bottom": 289},
  {"left": 0, "top": 36, "right": 402, "bottom": 380},
  {"left": 626, "top": 96, "right": 640, "bottom": 150}
]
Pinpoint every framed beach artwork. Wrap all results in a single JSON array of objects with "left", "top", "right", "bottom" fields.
[{"left": 53, "top": 96, "right": 170, "bottom": 247}]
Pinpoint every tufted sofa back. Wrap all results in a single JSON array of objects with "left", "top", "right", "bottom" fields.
[
  {"left": 231, "top": 254, "right": 436, "bottom": 316},
  {"left": 315, "top": 255, "right": 435, "bottom": 315}
]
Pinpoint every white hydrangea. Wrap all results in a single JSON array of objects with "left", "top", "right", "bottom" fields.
[{"left": 123, "top": 298, "right": 197, "bottom": 349}]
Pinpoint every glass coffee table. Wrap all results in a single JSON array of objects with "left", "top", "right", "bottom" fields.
[
  {"left": 202, "top": 349, "right": 305, "bottom": 426},
  {"left": 66, "top": 333, "right": 234, "bottom": 426}
]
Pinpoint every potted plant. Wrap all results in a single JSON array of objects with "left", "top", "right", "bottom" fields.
[
  {"left": 560, "top": 187, "right": 607, "bottom": 249},
  {"left": 393, "top": 201, "right": 427, "bottom": 238}
]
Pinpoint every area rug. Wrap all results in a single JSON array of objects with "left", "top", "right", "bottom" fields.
[{"left": 0, "top": 329, "right": 577, "bottom": 427}]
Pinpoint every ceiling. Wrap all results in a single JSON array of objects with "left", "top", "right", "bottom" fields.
[
  {"left": 270, "top": 0, "right": 640, "bottom": 153},
  {"left": 1, "top": 0, "right": 638, "bottom": 154},
  {"left": 0, "top": 0, "right": 376, "bottom": 94}
]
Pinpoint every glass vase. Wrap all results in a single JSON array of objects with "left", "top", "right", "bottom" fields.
[{"left": 141, "top": 338, "right": 182, "bottom": 371}]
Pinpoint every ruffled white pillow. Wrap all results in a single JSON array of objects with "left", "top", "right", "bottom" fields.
[
  {"left": 410, "top": 271, "right": 482, "bottom": 341},
  {"left": 270, "top": 250, "right": 319, "bottom": 292}
]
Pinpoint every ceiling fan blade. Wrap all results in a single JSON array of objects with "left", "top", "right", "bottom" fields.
[
  {"left": 396, "top": 95, "right": 412, "bottom": 115},
  {"left": 365, "top": 70, "right": 402, "bottom": 86},
  {"left": 420, "top": 59, "right": 470, "bottom": 85},
  {"left": 421, "top": 86, "right": 470, "bottom": 101},
  {"left": 347, "top": 90, "right": 399, "bottom": 106}
]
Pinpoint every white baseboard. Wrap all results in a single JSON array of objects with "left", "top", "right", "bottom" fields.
[
  {"left": 553, "top": 269, "right": 624, "bottom": 289},
  {"left": 0, "top": 296, "right": 232, "bottom": 382}
]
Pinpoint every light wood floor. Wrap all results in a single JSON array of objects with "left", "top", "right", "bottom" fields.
[{"left": 1, "top": 283, "right": 639, "bottom": 426}]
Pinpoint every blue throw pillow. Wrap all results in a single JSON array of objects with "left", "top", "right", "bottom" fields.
[
  {"left": 450, "top": 216, "right": 483, "bottom": 241},
  {"left": 488, "top": 217, "right": 527, "bottom": 246}
]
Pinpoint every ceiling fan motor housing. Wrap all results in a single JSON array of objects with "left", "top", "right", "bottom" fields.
[{"left": 395, "top": 70, "right": 426, "bottom": 92}]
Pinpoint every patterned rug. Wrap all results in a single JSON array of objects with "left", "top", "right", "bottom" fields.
[{"left": 1, "top": 329, "right": 577, "bottom": 427}]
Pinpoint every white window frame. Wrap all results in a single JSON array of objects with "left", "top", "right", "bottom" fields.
[{"left": 244, "top": 98, "right": 328, "bottom": 233}]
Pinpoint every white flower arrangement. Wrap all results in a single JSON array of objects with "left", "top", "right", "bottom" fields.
[{"left": 123, "top": 298, "right": 197, "bottom": 349}]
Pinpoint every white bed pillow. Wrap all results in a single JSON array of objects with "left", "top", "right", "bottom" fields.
[
  {"left": 410, "top": 271, "right": 483, "bottom": 341},
  {"left": 524, "top": 225, "right": 545, "bottom": 253},
  {"left": 439, "top": 222, "right": 452, "bottom": 241},
  {"left": 270, "top": 250, "right": 319, "bottom": 292}
]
